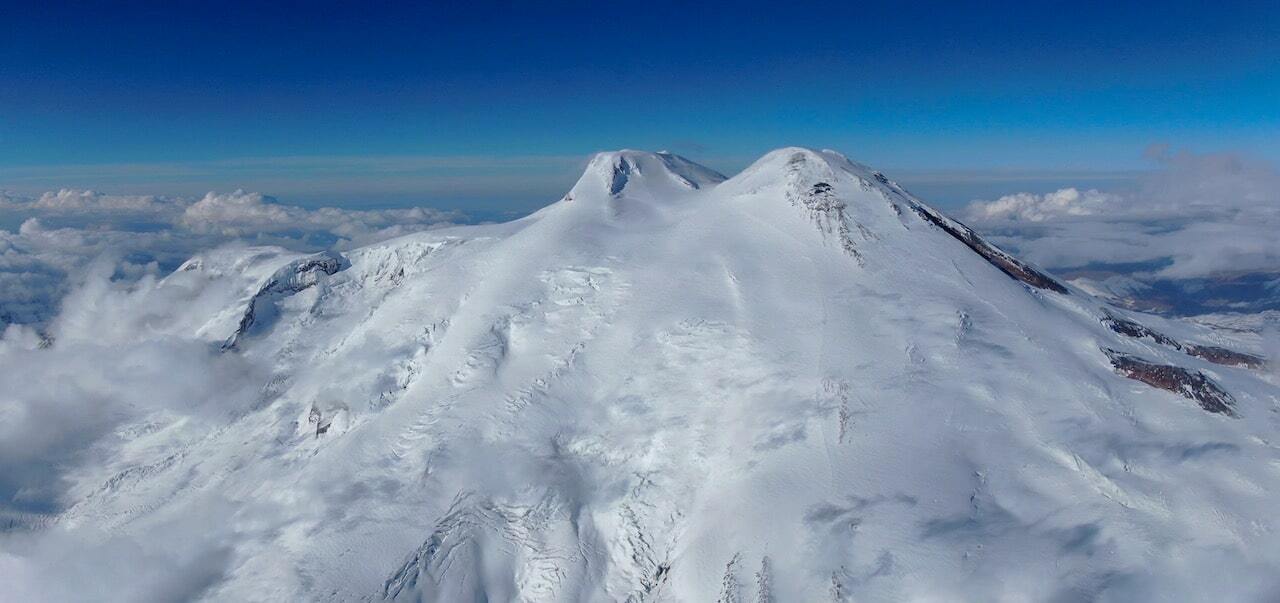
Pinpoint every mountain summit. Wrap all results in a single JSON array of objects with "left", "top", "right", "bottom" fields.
[
  {"left": 31, "top": 149, "right": 1279, "bottom": 601},
  {"left": 568, "top": 150, "right": 727, "bottom": 200}
]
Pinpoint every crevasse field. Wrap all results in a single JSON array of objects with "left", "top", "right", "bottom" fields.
[{"left": 3, "top": 149, "right": 1279, "bottom": 601}]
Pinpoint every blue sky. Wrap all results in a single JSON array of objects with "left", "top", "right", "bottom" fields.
[{"left": 2, "top": 0, "right": 1277, "bottom": 211}]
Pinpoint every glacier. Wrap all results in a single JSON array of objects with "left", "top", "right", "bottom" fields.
[{"left": 2, "top": 148, "right": 1279, "bottom": 601}]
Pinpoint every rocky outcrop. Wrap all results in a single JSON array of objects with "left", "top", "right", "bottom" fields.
[
  {"left": 1101, "top": 309, "right": 1265, "bottom": 369},
  {"left": 569, "top": 150, "right": 727, "bottom": 200},
  {"left": 1183, "top": 344, "right": 1266, "bottom": 370},
  {"left": 1100, "top": 309, "right": 1181, "bottom": 348},
  {"left": 1102, "top": 348, "right": 1236, "bottom": 416},
  {"left": 222, "top": 251, "right": 348, "bottom": 350},
  {"left": 781, "top": 151, "right": 868, "bottom": 264},
  {"left": 607, "top": 154, "right": 635, "bottom": 195},
  {"left": 891, "top": 177, "right": 1068, "bottom": 294}
]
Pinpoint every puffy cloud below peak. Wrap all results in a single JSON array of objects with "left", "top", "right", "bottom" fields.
[
  {"left": 179, "top": 190, "right": 461, "bottom": 246},
  {"left": 0, "top": 189, "right": 464, "bottom": 328},
  {"left": 181, "top": 190, "right": 296, "bottom": 234},
  {"left": 964, "top": 150, "right": 1280, "bottom": 283},
  {"left": 965, "top": 187, "right": 1121, "bottom": 222},
  {"left": 34, "top": 189, "right": 173, "bottom": 215}
]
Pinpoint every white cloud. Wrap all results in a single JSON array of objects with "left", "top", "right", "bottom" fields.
[
  {"left": 34, "top": 189, "right": 178, "bottom": 215},
  {"left": 1, "top": 513, "right": 238, "bottom": 603},
  {"left": 180, "top": 190, "right": 459, "bottom": 247},
  {"left": 965, "top": 187, "right": 1121, "bottom": 222},
  {"left": 0, "top": 189, "right": 462, "bottom": 327},
  {"left": 0, "top": 258, "right": 265, "bottom": 514},
  {"left": 965, "top": 150, "right": 1280, "bottom": 281},
  {"left": 0, "top": 222, "right": 372, "bottom": 600}
]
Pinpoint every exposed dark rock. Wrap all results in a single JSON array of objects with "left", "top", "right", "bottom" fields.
[
  {"left": 1100, "top": 309, "right": 1266, "bottom": 369},
  {"left": 901, "top": 195, "right": 1068, "bottom": 294},
  {"left": 308, "top": 406, "right": 332, "bottom": 438},
  {"left": 866, "top": 169, "right": 1067, "bottom": 293},
  {"left": 1100, "top": 309, "right": 1181, "bottom": 348},
  {"left": 1184, "top": 345, "right": 1266, "bottom": 369},
  {"left": 1102, "top": 348, "right": 1236, "bottom": 416},
  {"left": 642, "top": 562, "right": 672, "bottom": 598},
  {"left": 223, "top": 251, "right": 349, "bottom": 351},
  {"left": 783, "top": 153, "right": 865, "bottom": 264},
  {"left": 608, "top": 157, "right": 634, "bottom": 196}
]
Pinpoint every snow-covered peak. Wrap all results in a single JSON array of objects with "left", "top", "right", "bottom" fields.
[
  {"left": 721, "top": 147, "right": 879, "bottom": 194},
  {"left": 29, "top": 147, "right": 1280, "bottom": 602},
  {"left": 565, "top": 149, "right": 726, "bottom": 200}
]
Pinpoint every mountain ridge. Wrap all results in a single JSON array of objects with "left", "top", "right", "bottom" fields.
[{"left": 13, "top": 148, "right": 1280, "bottom": 602}]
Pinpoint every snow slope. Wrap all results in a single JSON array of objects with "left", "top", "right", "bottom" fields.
[{"left": 6, "top": 149, "right": 1280, "bottom": 601}]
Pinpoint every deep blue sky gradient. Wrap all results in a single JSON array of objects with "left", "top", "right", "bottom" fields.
[{"left": 2, "top": 0, "right": 1277, "bottom": 210}]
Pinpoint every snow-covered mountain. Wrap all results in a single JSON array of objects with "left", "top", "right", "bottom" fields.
[{"left": 10, "top": 149, "right": 1280, "bottom": 601}]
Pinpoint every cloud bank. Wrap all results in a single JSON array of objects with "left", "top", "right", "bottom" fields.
[
  {"left": 0, "top": 189, "right": 461, "bottom": 326},
  {"left": 0, "top": 188, "right": 461, "bottom": 538},
  {"left": 965, "top": 150, "right": 1280, "bottom": 296},
  {"left": 965, "top": 187, "right": 1122, "bottom": 222},
  {"left": 0, "top": 250, "right": 281, "bottom": 600}
]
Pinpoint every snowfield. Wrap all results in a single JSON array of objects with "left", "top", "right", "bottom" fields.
[{"left": 3, "top": 149, "right": 1280, "bottom": 601}]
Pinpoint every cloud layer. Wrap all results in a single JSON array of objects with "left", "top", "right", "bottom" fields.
[
  {"left": 964, "top": 187, "right": 1122, "bottom": 222},
  {"left": 0, "top": 250, "right": 279, "bottom": 600},
  {"left": 965, "top": 150, "right": 1280, "bottom": 283},
  {"left": 0, "top": 189, "right": 461, "bottom": 326}
]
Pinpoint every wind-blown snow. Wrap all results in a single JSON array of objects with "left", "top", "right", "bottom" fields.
[{"left": 3, "top": 149, "right": 1280, "bottom": 601}]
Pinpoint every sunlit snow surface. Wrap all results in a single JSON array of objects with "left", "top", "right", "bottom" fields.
[{"left": 3, "top": 149, "right": 1280, "bottom": 601}]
